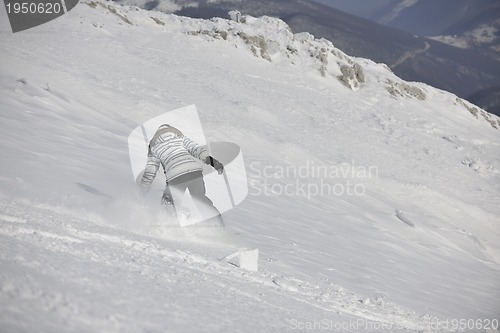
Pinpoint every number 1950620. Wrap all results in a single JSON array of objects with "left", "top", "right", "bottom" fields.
[{"left": 6, "top": 2, "right": 63, "bottom": 14}]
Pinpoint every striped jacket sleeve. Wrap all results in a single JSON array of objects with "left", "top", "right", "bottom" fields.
[
  {"left": 140, "top": 149, "right": 161, "bottom": 192},
  {"left": 182, "top": 136, "right": 209, "bottom": 161}
]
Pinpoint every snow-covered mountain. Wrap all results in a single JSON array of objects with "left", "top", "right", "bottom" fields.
[
  {"left": 1, "top": 1, "right": 500, "bottom": 331},
  {"left": 316, "top": 0, "right": 500, "bottom": 115},
  {"left": 427, "top": 5, "right": 500, "bottom": 62},
  {"left": 112, "top": 0, "right": 500, "bottom": 117}
]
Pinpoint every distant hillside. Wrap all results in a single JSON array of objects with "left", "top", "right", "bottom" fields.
[
  {"left": 317, "top": 0, "right": 498, "bottom": 36},
  {"left": 317, "top": 0, "right": 500, "bottom": 61},
  {"left": 312, "top": 0, "right": 500, "bottom": 115}
]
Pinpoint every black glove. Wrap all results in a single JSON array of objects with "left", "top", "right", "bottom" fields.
[{"left": 204, "top": 156, "right": 224, "bottom": 175}]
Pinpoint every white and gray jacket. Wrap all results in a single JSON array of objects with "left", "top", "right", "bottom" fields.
[{"left": 140, "top": 128, "right": 209, "bottom": 189}]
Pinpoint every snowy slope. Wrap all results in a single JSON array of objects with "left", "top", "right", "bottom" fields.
[{"left": 1, "top": 1, "right": 500, "bottom": 332}]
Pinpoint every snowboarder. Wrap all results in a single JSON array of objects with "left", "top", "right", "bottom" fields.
[{"left": 140, "top": 124, "right": 225, "bottom": 226}]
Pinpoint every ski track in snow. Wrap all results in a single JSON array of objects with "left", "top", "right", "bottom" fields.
[{"left": 0, "top": 197, "right": 455, "bottom": 332}]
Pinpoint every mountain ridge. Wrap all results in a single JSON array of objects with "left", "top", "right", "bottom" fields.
[{"left": 113, "top": 0, "right": 500, "bottom": 115}]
